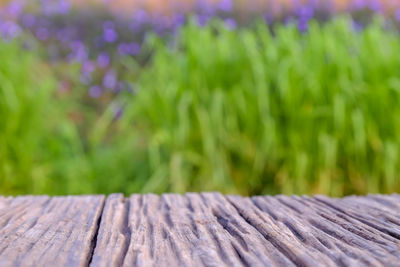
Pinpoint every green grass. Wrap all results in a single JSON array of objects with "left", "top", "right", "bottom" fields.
[
  {"left": 122, "top": 17, "right": 400, "bottom": 196},
  {"left": 2, "top": 17, "right": 400, "bottom": 196},
  {"left": 0, "top": 40, "right": 58, "bottom": 193},
  {"left": 0, "top": 40, "right": 143, "bottom": 195}
]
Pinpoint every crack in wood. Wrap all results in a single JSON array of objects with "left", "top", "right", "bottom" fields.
[
  {"left": 118, "top": 197, "right": 132, "bottom": 267},
  {"left": 87, "top": 197, "right": 106, "bottom": 267}
]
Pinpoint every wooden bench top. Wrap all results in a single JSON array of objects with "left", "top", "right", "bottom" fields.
[{"left": 0, "top": 193, "right": 399, "bottom": 266}]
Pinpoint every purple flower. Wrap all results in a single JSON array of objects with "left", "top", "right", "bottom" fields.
[
  {"left": 351, "top": 0, "right": 366, "bottom": 11},
  {"left": 395, "top": 9, "right": 400, "bottom": 22},
  {"left": 57, "top": 28, "right": 70, "bottom": 43},
  {"left": 172, "top": 13, "right": 186, "bottom": 29},
  {"left": 6, "top": 2, "right": 24, "bottom": 18},
  {"left": 298, "top": 17, "right": 309, "bottom": 32},
  {"left": 367, "top": 0, "right": 381, "bottom": 13},
  {"left": 82, "top": 60, "right": 96, "bottom": 73},
  {"left": 0, "top": 21, "right": 22, "bottom": 39},
  {"left": 197, "top": 14, "right": 210, "bottom": 27},
  {"left": 103, "top": 70, "right": 117, "bottom": 90},
  {"left": 41, "top": 0, "right": 70, "bottom": 15},
  {"left": 97, "top": 53, "right": 110, "bottom": 68},
  {"left": 264, "top": 13, "right": 274, "bottom": 25},
  {"left": 57, "top": 0, "right": 71, "bottom": 15},
  {"left": 224, "top": 18, "right": 237, "bottom": 30},
  {"left": 103, "top": 28, "right": 118, "bottom": 43},
  {"left": 291, "top": 0, "right": 302, "bottom": 9},
  {"left": 36, "top": 27, "right": 49, "bottom": 41},
  {"left": 68, "top": 41, "right": 88, "bottom": 62},
  {"left": 21, "top": 14, "right": 36, "bottom": 28},
  {"left": 89, "top": 86, "right": 103, "bottom": 98},
  {"left": 128, "top": 42, "right": 141, "bottom": 55},
  {"left": 134, "top": 9, "right": 149, "bottom": 24},
  {"left": 152, "top": 16, "right": 171, "bottom": 34},
  {"left": 284, "top": 16, "right": 295, "bottom": 26},
  {"left": 195, "top": 0, "right": 216, "bottom": 15},
  {"left": 352, "top": 21, "right": 364, "bottom": 32},
  {"left": 103, "top": 21, "right": 118, "bottom": 43},
  {"left": 297, "top": 5, "right": 314, "bottom": 19},
  {"left": 118, "top": 42, "right": 140, "bottom": 56},
  {"left": 117, "top": 43, "right": 128, "bottom": 55},
  {"left": 219, "top": 0, "right": 233, "bottom": 12}
]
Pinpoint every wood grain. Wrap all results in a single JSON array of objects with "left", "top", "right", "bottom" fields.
[
  {"left": 0, "top": 195, "right": 105, "bottom": 267},
  {"left": 92, "top": 193, "right": 400, "bottom": 267},
  {"left": 0, "top": 194, "right": 399, "bottom": 267}
]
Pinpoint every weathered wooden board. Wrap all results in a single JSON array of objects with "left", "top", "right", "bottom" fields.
[
  {"left": 92, "top": 193, "right": 400, "bottom": 267},
  {"left": 0, "top": 195, "right": 104, "bottom": 267},
  {"left": 0, "top": 194, "right": 399, "bottom": 267}
]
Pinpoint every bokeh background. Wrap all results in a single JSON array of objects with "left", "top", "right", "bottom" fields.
[{"left": 1, "top": 0, "right": 400, "bottom": 196}]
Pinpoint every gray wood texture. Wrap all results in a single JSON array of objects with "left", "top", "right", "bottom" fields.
[
  {"left": 0, "top": 194, "right": 399, "bottom": 266},
  {"left": 0, "top": 195, "right": 105, "bottom": 267}
]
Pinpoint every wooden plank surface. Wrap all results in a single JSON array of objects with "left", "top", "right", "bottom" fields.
[
  {"left": 0, "top": 194, "right": 400, "bottom": 266},
  {"left": 92, "top": 193, "right": 400, "bottom": 267},
  {"left": 0, "top": 195, "right": 105, "bottom": 267}
]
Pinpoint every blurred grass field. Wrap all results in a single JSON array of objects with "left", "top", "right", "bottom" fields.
[{"left": 1, "top": 16, "right": 400, "bottom": 196}]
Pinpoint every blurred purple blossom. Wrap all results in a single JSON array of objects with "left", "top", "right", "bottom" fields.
[
  {"left": 36, "top": 27, "right": 49, "bottom": 41},
  {"left": 298, "top": 17, "right": 309, "bottom": 32},
  {"left": 58, "top": 0, "right": 71, "bottom": 14},
  {"left": 68, "top": 41, "right": 88, "bottom": 62},
  {"left": 97, "top": 53, "right": 110, "bottom": 68},
  {"left": 103, "top": 28, "right": 118, "bottom": 43},
  {"left": 152, "top": 15, "right": 171, "bottom": 34},
  {"left": 103, "top": 21, "right": 118, "bottom": 43},
  {"left": 296, "top": 5, "right": 314, "bottom": 20},
  {"left": 367, "top": 0, "right": 382, "bottom": 13},
  {"left": 195, "top": 0, "right": 215, "bottom": 15},
  {"left": 103, "top": 70, "right": 118, "bottom": 90},
  {"left": 2, "top": 0, "right": 400, "bottom": 100},
  {"left": 395, "top": 9, "right": 400, "bottom": 22},
  {"left": 0, "top": 20, "right": 22, "bottom": 39},
  {"left": 135, "top": 9, "right": 150, "bottom": 25},
  {"left": 224, "top": 18, "right": 237, "bottom": 30},
  {"left": 21, "top": 14, "right": 36, "bottom": 28},
  {"left": 264, "top": 13, "right": 274, "bottom": 25},
  {"left": 82, "top": 60, "right": 96, "bottom": 73},
  {"left": 197, "top": 14, "right": 210, "bottom": 27},
  {"left": 41, "top": 0, "right": 70, "bottom": 15},
  {"left": 352, "top": 20, "right": 364, "bottom": 31},
  {"left": 89, "top": 85, "right": 103, "bottom": 98},
  {"left": 219, "top": 0, "right": 233, "bottom": 12},
  {"left": 350, "top": 0, "right": 366, "bottom": 11},
  {"left": 6, "top": 2, "right": 24, "bottom": 18},
  {"left": 172, "top": 13, "right": 186, "bottom": 29},
  {"left": 56, "top": 28, "right": 71, "bottom": 43},
  {"left": 284, "top": 16, "right": 295, "bottom": 26},
  {"left": 118, "top": 42, "right": 140, "bottom": 55}
]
